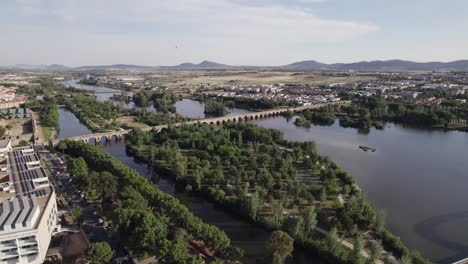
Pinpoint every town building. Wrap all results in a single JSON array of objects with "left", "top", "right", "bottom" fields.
[
  {"left": 0, "top": 140, "right": 11, "bottom": 158},
  {"left": 0, "top": 146, "right": 59, "bottom": 264}
]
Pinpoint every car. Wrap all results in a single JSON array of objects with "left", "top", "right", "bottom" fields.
[{"left": 98, "top": 219, "right": 104, "bottom": 225}]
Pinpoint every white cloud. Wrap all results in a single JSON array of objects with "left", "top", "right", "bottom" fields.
[{"left": 0, "top": 0, "right": 379, "bottom": 65}]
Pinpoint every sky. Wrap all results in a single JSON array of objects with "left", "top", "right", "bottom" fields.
[{"left": 1, "top": 0, "right": 467, "bottom": 66}]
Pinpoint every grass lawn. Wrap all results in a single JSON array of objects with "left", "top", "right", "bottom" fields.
[{"left": 42, "top": 127, "right": 51, "bottom": 141}]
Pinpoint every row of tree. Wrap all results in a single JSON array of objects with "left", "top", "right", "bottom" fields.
[
  {"left": 293, "top": 109, "right": 336, "bottom": 128},
  {"left": 62, "top": 140, "right": 242, "bottom": 263},
  {"left": 354, "top": 95, "right": 460, "bottom": 127},
  {"left": 25, "top": 96, "right": 59, "bottom": 129},
  {"left": 58, "top": 95, "right": 121, "bottom": 131},
  {"left": 133, "top": 91, "right": 179, "bottom": 113},
  {"left": 204, "top": 99, "right": 228, "bottom": 117}
]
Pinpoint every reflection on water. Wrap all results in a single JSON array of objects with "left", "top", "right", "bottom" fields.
[
  {"left": 175, "top": 99, "right": 252, "bottom": 119},
  {"left": 256, "top": 117, "right": 468, "bottom": 263},
  {"left": 414, "top": 211, "right": 468, "bottom": 264},
  {"left": 60, "top": 80, "right": 120, "bottom": 102},
  {"left": 57, "top": 108, "right": 92, "bottom": 139}
]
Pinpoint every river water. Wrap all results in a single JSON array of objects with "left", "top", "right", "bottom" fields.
[
  {"left": 255, "top": 118, "right": 468, "bottom": 264},
  {"left": 61, "top": 80, "right": 250, "bottom": 117},
  {"left": 56, "top": 81, "right": 323, "bottom": 263},
  {"left": 56, "top": 81, "right": 468, "bottom": 263}
]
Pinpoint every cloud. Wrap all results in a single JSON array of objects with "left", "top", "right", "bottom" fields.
[{"left": 0, "top": 0, "right": 379, "bottom": 65}]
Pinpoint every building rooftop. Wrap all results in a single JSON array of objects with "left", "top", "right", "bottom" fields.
[
  {"left": 0, "top": 139, "right": 10, "bottom": 149},
  {"left": 0, "top": 146, "right": 53, "bottom": 234}
]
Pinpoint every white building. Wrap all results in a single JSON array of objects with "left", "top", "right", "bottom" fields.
[
  {"left": 0, "top": 146, "right": 59, "bottom": 264},
  {"left": 0, "top": 140, "right": 11, "bottom": 158}
]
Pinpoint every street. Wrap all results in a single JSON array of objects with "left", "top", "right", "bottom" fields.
[{"left": 37, "top": 146, "right": 129, "bottom": 262}]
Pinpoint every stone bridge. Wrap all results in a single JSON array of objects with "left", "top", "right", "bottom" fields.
[{"left": 56, "top": 101, "right": 348, "bottom": 145}]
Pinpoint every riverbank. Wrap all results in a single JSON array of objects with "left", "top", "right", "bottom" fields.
[
  {"left": 78, "top": 80, "right": 132, "bottom": 91},
  {"left": 62, "top": 140, "right": 243, "bottom": 263},
  {"left": 255, "top": 117, "right": 468, "bottom": 263},
  {"left": 124, "top": 124, "right": 430, "bottom": 264}
]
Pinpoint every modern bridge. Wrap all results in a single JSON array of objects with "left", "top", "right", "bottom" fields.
[{"left": 55, "top": 101, "right": 349, "bottom": 145}]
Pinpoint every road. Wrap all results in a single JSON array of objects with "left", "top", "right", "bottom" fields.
[{"left": 37, "top": 146, "right": 129, "bottom": 262}]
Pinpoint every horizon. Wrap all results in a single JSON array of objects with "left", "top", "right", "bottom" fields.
[
  {"left": 1, "top": 0, "right": 467, "bottom": 66},
  {"left": 7, "top": 58, "right": 468, "bottom": 68}
]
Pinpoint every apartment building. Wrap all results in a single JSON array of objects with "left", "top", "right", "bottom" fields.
[{"left": 0, "top": 146, "right": 59, "bottom": 264}]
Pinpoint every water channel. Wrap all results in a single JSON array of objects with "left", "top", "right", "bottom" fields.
[
  {"left": 56, "top": 81, "right": 468, "bottom": 263},
  {"left": 60, "top": 80, "right": 251, "bottom": 117},
  {"left": 57, "top": 81, "right": 323, "bottom": 263}
]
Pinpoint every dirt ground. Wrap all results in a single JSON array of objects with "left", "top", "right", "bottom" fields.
[
  {"left": 116, "top": 115, "right": 149, "bottom": 129},
  {"left": 0, "top": 117, "right": 34, "bottom": 146},
  {"left": 147, "top": 70, "right": 377, "bottom": 88}
]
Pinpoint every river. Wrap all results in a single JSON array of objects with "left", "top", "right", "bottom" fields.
[
  {"left": 56, "top": 83, "right": 323, "bottom": 263},
  {"left": 255, "top": 117, "right": 468, "bottom": 264},
  {"left": 60, "top": 80, "right": 251, "bottom": 117},
  {"left": 57, "top": 108, "right": 323, "bottom": 263},
  {"left": 56, "top": 82, "right": 468, "bottom": 264}
]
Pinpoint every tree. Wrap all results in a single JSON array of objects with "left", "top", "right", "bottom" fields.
[
  {"left": 304, "top": 205, "right": 317, "bottom": 234},
  {"left": 401, "top": 255, "right": 413, "bottom": 264},
  {"left": 247, "top": 191, "right": 260, "bottom": 220},
  {"left": 273, "top": 202, "right": 284, "bottom": 228},
  {"left": 48, "top": 140, "right": 54, "bottom": 153},
  {"left": 113, "top": 207, "right": 168, "bottom": 251},
  {"left": 267, "top": 231, "right": 294, "bottom": 264},
  {"left": 320, "top": 187, "right": 327, "bottom": 202},
  {"left": 351, "top": 234, "right": 365, "bottom": 264},
  {"left": 160, "top": 239, "right": 190, "bottom": 264},
  {"left": 374, "top": 209, "right": 386, "bottom": 234},
  {"left": 369, "top": 241, "right": 383, "bottom": 264},
  {"left": 97, "top": 171, "right": 118, "bottom": 202},
  {"left": 67, "top": 157, "right": 88, "bottom": 178},
  {"left": 71, "top": 206, "right": 83, "bottom": 225},
  {"left": 86, "top": 242, "right": 113, "bottom": 264},
  {"left": 325, "top": 227, "right": 339, "bottom": 253},
  {"left": 172, "top": 152, "right": 188, "bottom": 179},
  {"left": 57, "top": 140, "right": 67, "bottom": 154},
  {"left": 204, "top": 100, "right": 228, "bottom": 117},
  {"left": 284, "top": 215, "right": 303, "bottom": 239}
]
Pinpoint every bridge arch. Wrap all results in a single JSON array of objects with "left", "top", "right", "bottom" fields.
[
  {"left": 88, "top": 137, "right": 97, "bottom": 145},
  {"left": 110, "top": 134, "right": 120, "bottom": 143}
]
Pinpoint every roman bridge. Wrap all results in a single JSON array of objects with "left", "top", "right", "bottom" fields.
[{"left": 56, "top": 101, "right": 349, "bottom": 145}]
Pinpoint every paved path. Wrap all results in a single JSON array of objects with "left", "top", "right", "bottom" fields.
[{"left": 315, "top": 223, "right": 389, "bottom": 263}]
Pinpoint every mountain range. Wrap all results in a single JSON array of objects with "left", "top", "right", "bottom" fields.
[{"left": 3, "top": 60, "right": 468, "bottom": 71}]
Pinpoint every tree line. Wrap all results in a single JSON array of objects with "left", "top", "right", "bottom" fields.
[{"left": 61, "top": 140, "right": 242, "bottom": 263}]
